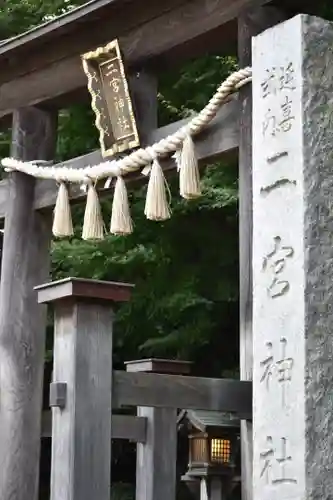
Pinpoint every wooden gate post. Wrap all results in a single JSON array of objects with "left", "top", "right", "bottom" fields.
[
  {"left": 237, "top": 7, "right": 289, "bottom": 500},
  {"left": 36, "top": 278, "right": 133, "bottom": 500},
  {"left": 0, "top": 107, "right": 57, "bottom": 500},
  {"left": 125, "top": 359, "right": 191, "bottom": 500}
]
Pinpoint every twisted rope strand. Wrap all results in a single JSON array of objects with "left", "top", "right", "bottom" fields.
[{"left": 1, "top": 67, "right": 252, "bottom": 183}]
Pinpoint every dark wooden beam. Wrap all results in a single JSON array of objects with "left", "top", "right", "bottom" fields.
[
  {"left": 113, "top": 371, "right": 252, "bottom": 419},
  {"left": 0, "top": 0, "right": 321, "bottom": 74},
  {"left": 0, "top": 0, "right": 132, "bottom": 55},
  {"left": 41, "top": 373, "right": 251, "bottom": 437},
  {"left": 0, "top": 0, "right": 187, "bottom": 82},
  {"left": 125, "top": 358, "right": 192, "bottom": 375},
  {"left": 41, "top": 412, "right": 147, "bottom": 442},
  {"left": 0, "top": 0, "right": 271, "bottom": 118},
  {"left": 110, "top": 415, "right": 147, "bottom": 442},
  {"left": 0, "top": 98, "right": 238, "bottom": 219},
  {"left": 129, "top": 71, "right": 158, "bottom": 145}
]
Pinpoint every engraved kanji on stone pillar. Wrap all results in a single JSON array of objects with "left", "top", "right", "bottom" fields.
[{"left": 252, "top": 14, "right": 333, "bottom": 500}]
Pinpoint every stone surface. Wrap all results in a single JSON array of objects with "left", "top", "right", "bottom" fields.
[{"left": 252, "top": 14, "right": 333, "bottom": 500}]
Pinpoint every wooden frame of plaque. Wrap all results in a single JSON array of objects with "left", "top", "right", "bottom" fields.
[{"left": 81, "top": 39, "right": 140, "bottom": 158}]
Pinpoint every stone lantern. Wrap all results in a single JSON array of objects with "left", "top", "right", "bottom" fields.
[{"left": 179, "top": 410, "right": 240, "bottom": 500}]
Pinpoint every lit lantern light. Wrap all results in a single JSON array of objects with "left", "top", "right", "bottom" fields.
[
  {"left": 179, "top": 410, "right": 240, "bottom": 498},
  {"left": 210, "top": 437, "right": 232, "bottom": 465},
  {"left": 188, "top": 429, "right": 238, "bottom": 476}
]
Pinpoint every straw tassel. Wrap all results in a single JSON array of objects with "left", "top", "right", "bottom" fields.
[
  {"left": 110, "top": 176, "right": 133, "bottom": 235},
  {"left": 52, "top": 182, "right": 74, "bottom": 238},
  {"left": 179, "top": 133, "right": 201, "bottom": 199},
  {"left": 144, "top": 158, "right": 171, "bottom": 221},
  {"left": 82, "top": 182, "right": 105, "bottom": 240}
]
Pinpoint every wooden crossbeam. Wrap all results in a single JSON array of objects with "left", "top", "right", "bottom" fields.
[
  {"left": 41, "top": 371, "right": 252, "bottom": 440},
  {"left": 0, "top": 0, "right": 270, "bottom": 118},
  {"left": 0, "top": 99, "right": 238, "bottom": 220},
  {"left": 113, "top": 371, "right": 252, "bottom": 419},
  {"left": 41, "top": 412, "right": 147, "bottom": 442}
]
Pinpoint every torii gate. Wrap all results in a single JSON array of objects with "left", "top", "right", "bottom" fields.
[{"left": 0, "top": 1, "right": 331, "bottom": 500}]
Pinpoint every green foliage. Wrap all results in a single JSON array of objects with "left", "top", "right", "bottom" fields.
[
  {"left": 51, "top": 163, "right": 239, "bottom": 374},
  {"left": 0, "top": 0, "right": 86, "bottom": 38},
  {"left": 158, "top": 56, "right": 237, "bottom": 124},
  {"left": 111, "top": 483, "right": 134, "bottom": 500},
  {"left": 57, "top": 105, "right": 98, "bottom": 161}
]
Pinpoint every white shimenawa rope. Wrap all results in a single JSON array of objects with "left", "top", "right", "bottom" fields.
[
  {"left": 1, "top": 67, "right": 252, "bottom": 239},
  {"left": 1, "top": 67, "right": 252, "bottom": 183}
]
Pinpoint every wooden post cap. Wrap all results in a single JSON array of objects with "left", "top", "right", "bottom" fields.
[
  {"left": 124, "top": 358, "right": 192, "bottom": 375},
  {"left": 35, "top": 277, "right": 134, "bottom": 304}
]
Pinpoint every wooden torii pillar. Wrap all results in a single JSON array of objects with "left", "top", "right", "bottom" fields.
[
  {"left": 0, "top": 107, "right": 57, "bottom": 500},
  {"left": 0, "top": 70, "right": 157, "bottom": 500}
]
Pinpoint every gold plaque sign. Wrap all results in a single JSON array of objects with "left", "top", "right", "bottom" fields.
[{"left": 81, "top": 40, "right": 140, "bottom": 157}]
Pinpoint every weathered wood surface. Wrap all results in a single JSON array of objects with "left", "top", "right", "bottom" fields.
[
  {"left": 50, "top": 300, "right": 113, "bottom": 500},
  {"left": 129, "top": 359, "right": 189, "bottom": 500},
  {"left": 40, "top": 370, "right": 252, "bottom": 423},
  {"left": 125, "top": 358, "right": 191, "bottom": 375},
  {"left": 0, "top": 0, "right": 273, "bottom": 117},
  {"left": 0, "top": 0, "right": 186, "bottom": 83},
  {"left": 0, "top": 107, "right": 57, "bottom": 500},
  {"left": 136, "top": 406, "right": 178, "bottom": 500},
  {"left": 41, "top": 412, "right": 147, "bottom": 443},
  {"left": 37, "top": 279, "right": 132, "bottom": 500},
  {"left": 0, "top": 98, "right": 239, "bottom": 219},
  {"left": 210, "top": 477, "right": 224, "bottom": 500},
  {"left": 36, "top": 277, "right": 134, "bottom": 304},
  {"left": 131, "top": 72, "right": 180, "bottom": 500},
  {"left": 0, "top": 0, "right": 127, "bottom": 53},
  {"left": 113, "top": 371, "right": 252, "bottom": 417},
  {"left": 129, "top": 71, "right": 157, "bottom": 144},
  {"left": 237, "top": 7, "right": 289, "bottom": 500}
]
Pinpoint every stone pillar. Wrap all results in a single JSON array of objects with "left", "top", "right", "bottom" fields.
[
  {"left": 125, "top": 358, "right": 191, "bottom": 500},
  {"left": 252, "top": 14, "right": 333, "bottom": 500},
  {"left": 36, "top": 278, "right": 133, "bottom": 500},
  {"left": 237, "top": 9, "right": 289, "bottom": 500}
]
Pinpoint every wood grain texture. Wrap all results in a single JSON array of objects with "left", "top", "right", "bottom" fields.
[
  {"left": 110, "top": 414, "right": 147, "bottom": 443},
  {"left": 0, "top": 0, "right": 187, "bottom": 84},
  {"left": 136, "top": 406, "right": 178, "bottom": 500},
  {"left": 36, "top": 277, "right": 134, "bottom": 304},
  {"left": 0, "top": 0, "right": 125, "bottom": 55},
  {"left": 113, "top": 371, "right": 252, "bottom": 418},
  {"left": 237, "top": 7, "right": 289, "bottom": 500},
  {"left": 50, "top": 299, "right": 114, "bottom": 500},
  {"left": 129, "top": 71, "right": 157, "bottom": 145},
  {"left": 210, "top": 477, "right": 224, "bottom": 500},
  {"left": 0, "top": 98, "right": 238, "bottom": 219},
  {"left": 0, "top": 0, "right": 321, "bottom": 76},
  {"left": 41, "top": 411, "right": 147, "bottom": 443},
  {"left": 0, "top": 0, "right": 272, "bottom": 117},
  {"left": 0, "top": 107, "right": 57, "bottom": 500},
  {"left": 128, "top": 359, "right": 184, "bottom": 500},
  {"left": 132, "top": 72, "right": 179, "bottom": 500},
  {"left": 125, "top": 358, "right": 192, "bottom": 375}
]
